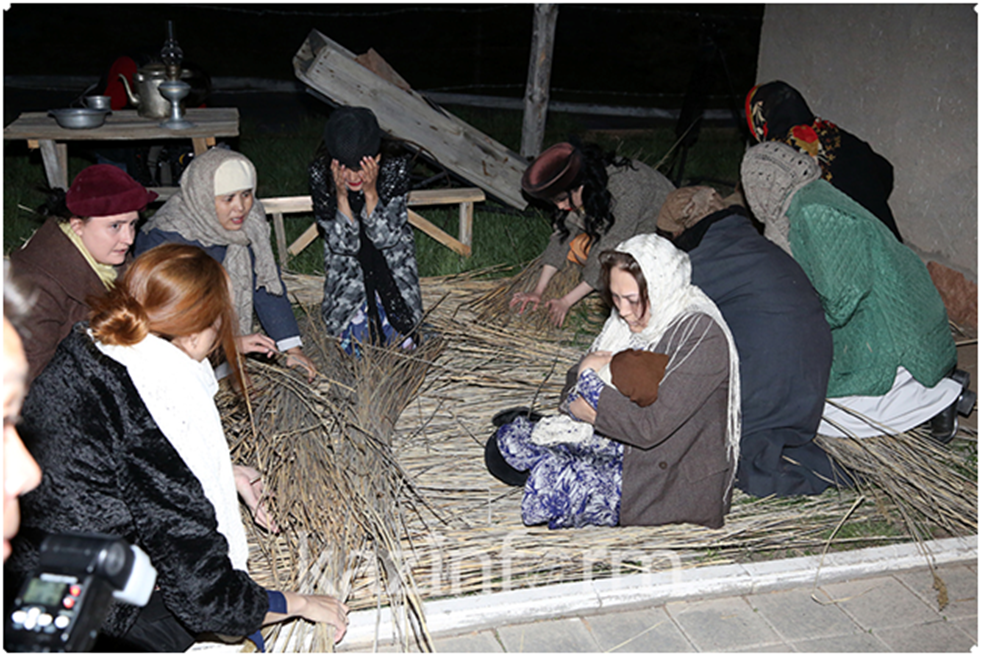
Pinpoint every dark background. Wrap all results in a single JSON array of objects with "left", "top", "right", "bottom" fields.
[{"left": 4, "top": 4, "right": 764, "bottom": 115}]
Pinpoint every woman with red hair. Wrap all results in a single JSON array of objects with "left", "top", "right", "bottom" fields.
[{"left": 8, "top": 244, "right": 347, "bottom": 651}]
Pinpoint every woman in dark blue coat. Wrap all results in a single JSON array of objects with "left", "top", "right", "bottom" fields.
[{"left": 659, "top": 186, "right": 841, "bottom": 496}]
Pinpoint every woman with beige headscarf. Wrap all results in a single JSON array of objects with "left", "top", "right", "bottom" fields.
[
  {"left": 136, "top": 147, "right": 316, "bottom": 380},
  {"left": 658, "top": 186, "right": 840, "bottom": 497}
]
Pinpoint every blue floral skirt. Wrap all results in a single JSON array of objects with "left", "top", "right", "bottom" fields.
[{"left": 496, "top": 416, "right": 624, "bottom": 529}]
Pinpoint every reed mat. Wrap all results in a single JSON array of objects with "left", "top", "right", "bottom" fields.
[{"left": 217, "top": 270, "right": 976, "bottom": 652}]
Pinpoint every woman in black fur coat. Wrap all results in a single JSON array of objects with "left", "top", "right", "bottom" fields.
[{"left": 6, "top": 244, "right": 348, "bottom": 651}]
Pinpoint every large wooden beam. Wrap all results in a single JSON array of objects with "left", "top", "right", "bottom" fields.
[
  {"left": 293, "top": 30, "right": 528, "bottom": 210},
  {"left": 520, "top": 4, "right": 559, "bottom": 159}
]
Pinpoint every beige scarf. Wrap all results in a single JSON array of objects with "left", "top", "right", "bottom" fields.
[
  {"left": 142, "top": 148, "right": 282, "bottom": 335},
  {"left": 59, "top": 222, "right": 117, "bottom": 290}
]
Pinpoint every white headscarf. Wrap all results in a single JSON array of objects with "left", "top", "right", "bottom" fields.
[
  {"left": 142, "top": 148, "right": 282, "bottom": 335},
  {"left": 740, "top": 141, "right": 822, "bottom": 256},
  {"left": 592, "top": 234, "right": 741, "bottom": 499}
]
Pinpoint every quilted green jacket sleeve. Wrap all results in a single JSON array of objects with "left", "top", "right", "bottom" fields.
[{"left": 788, "top": 181, "right": 955, "bottom": 397}]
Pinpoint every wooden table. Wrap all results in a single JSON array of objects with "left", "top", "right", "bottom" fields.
[{"left": 3, "top": 108, "right": 239, "bottom": 190}]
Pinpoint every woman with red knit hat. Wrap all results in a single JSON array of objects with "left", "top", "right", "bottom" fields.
[{"left": 9, "top": 165, "right": 157, "bottom": 382}]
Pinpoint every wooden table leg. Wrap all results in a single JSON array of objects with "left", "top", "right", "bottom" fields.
[
  {"left": 191, "top": 137, "right": 214, "bottom": 156},
  {"left": 37, "top": 140, "right": 69, "bottom": 190},
  {"left": 272, "top": 213, "right": 288, "bottom": 269},
  {"left": 459, "top": 201, "right": 474, "bottom": 251}
]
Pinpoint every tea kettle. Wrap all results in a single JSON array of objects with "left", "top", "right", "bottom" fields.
[{"left": 118, "top": 63, "right": 191, "bottom": 119}]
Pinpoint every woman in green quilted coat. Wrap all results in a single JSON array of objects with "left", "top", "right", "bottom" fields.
[{"left": 740, "top": 142, "right": 968, "bottom": 441}]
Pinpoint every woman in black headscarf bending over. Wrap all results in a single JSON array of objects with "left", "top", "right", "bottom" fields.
[{"left": 745, "top": 80, "right": 903, "bottom": 242}]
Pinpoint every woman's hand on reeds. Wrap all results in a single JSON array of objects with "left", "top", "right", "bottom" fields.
[
  {"left": 510, "top": 290, "right": 542, "bottom": 314},
  {"left": 233, "top": 465, "right": 280, "bottom": 533},
  {"left": 236, "top": 333, "right": 278, "bottom": 357},
  {"left": 271, "top": 592, "right": 349, "bottom": 642},
  {"left": 285, "top": 347, "right": 317, "bottom": 382},
  {"left": 545, "top": 297, "right": 572, "bottom": 326}
]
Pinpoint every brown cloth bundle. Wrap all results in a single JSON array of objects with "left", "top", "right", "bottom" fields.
[
  {"left": 610, "top": 349, "right": 670, "bottom": 407},
  {"left": 655, "top": 186, "right": 727, "bottom": 235}
]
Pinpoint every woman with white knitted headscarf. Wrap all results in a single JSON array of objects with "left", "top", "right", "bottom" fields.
[
  {"left": 489, "top": 233, "right": 740, "bottom": 529},
  {"left": 741, "top": 141, "right": 967, "bottom": 442},
  {"left": 136, "top": 147, "right": 317, "bottom": 380}
]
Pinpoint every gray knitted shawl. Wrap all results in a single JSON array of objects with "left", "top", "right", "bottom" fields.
[
  {"left": 740, "top": 142, "right": 821, "bottom": 256},
  {"left": 143, "top": 148, "right": 282, "bottom": 335}
]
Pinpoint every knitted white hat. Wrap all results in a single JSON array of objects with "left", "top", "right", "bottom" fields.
[{"left": 740, "top": 142, "right": 821, "bottom": 255}]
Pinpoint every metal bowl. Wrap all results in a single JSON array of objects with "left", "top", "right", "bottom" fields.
[{"left": 48, "top": 108, "right": 109, "bottom": 129}]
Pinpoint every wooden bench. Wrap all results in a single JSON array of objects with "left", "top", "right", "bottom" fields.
[{"left": 262, "top": 187, "right": 485, "bottom": 266}]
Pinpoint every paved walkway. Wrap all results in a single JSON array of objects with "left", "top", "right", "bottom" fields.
[{"left": 338, "top": 536, "right": 977, "bottom": 653}]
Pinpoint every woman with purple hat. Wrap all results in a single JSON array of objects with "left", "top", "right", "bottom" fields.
[
  {"left": 511, "top": 139, "right": 675, "bottom": 327},
  {"left": 308, "top": 106, "right": 423, "bottom": 356},
  {"left": 9, "top": 164, "right": 157, "bottom": 382}
]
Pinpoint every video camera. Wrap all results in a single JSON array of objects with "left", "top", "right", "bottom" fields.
[{"left": 5, "top": 533, "right": 157, "bottom": 652}]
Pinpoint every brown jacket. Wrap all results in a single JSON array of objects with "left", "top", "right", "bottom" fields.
[
  {"left": 9, "top": 219, "right": 117, "bottom": 383},
  {"left": 565, "top": 313, "right": 732, "bottom": 529}
]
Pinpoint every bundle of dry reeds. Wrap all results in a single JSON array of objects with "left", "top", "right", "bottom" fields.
[{"left": 218, "top": 311, "right": 445, "bottom": 652}]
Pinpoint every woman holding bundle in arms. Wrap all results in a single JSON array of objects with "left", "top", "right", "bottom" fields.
[
  {"left": 135, "top": 147, "right": 317, "bottom": 380},
  {"left": 510, "top": 140, "right": 675, "bottom": 327},
  {"left": 7, "top": 244, "right": 348, "bottom": 651},
  {"left": 488, "top": 233, "right": 740, "bottom": 529}
]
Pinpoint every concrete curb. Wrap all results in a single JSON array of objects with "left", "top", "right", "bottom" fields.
[{"left": 342, "top": 534, "right": 977, "bottom": 648}]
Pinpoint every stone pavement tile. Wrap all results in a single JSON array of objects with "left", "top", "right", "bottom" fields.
[
  {"left": 874, "top": 619, "right": 977, "bottom": 652},
  {"left": 496, "top": 617, "right": 600, "bottom": 653},
  {"left": 746, "top": 587, "right": 863, "bottom": 641},
  {"left": 950, "top": 616, "right": 978, "bottom": 642},
  {"left": 817, "top": 575, "right": 941, "bottom": 630},
  {"left": 724, "top": 642, "right": 793, "bottom": 652},
  {"left": 432, "top": 630, "right": 503, "bottom": 653},
  {"left": 666, "top": 596, "right": 781, "bottom": 652},
  {"left": 791, "top": 632, "right": 889, "bottom": 652},
  {"left": 582, "top": 606, "right": 694, "bottom": 653},
  {"left": 894, "top": 564, "right": 978, "bottom": 619}
]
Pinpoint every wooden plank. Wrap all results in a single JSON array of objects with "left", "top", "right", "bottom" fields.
[
  {"left": 262, "top": 196, "right": 314, "bottom": 214},
  {"left": 408, "top": 209, "right": 470, "bottom": 257},
  {"left": 288, "top": 222, "right": 319, "bottom": 257},
  {"left": 3, "top": 108, "right": 239, "bottom": 142},
  {"left": 38, "top": 140, "right": 68, "bottom": 189},
  {"left": 520, "top": 4, "right": 558, "bottom": 158},
  {"left": 283, "top": 210, "right": 471, "bottom": 259},
  {"left": 272, "top": 213, "right": 288, "bottom": 268},
  {"left": 294, "top": 29, "right": 528, "bottom": 210},
  {"left": 459, "top": 202, "right": 474, "bottom": 247},
  {"left": 407, "top": 188, "right": 485, "bottom": 205}
]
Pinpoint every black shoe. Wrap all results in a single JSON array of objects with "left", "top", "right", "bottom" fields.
[
  {"left": 947, "top": 369, "right": 976, "bottom": 416},
  {"left": 492, "top": 407, "right": 543, "bottom": 427},
  {"left": 485, "top": 431, "right": 529, "bottom": 486},
  {"left": 930, "top": 401, "right": 959, "bottom": 444}
]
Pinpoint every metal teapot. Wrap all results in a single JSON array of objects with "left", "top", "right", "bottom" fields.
[{"left": 118, "top": 63, "right": 191, "bottom": 119}]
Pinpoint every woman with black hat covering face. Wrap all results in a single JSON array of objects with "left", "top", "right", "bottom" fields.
[
  {"left": 511, "top": 140, "right": 675, "bottom": 327},
  {"left": 9, "top": 165, "right": 157, "bottom": 383},
  {"left": 308, "top": 106, "right": 423, "bottom": 355}
]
